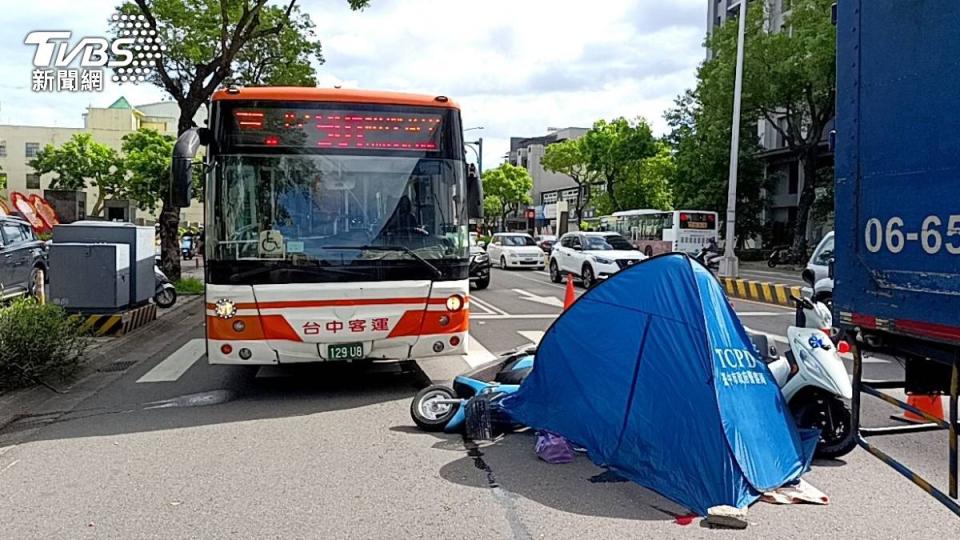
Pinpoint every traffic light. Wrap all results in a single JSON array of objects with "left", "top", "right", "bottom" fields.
[{"left": 526, "top": 208, "right": 536, "bottom": 233}]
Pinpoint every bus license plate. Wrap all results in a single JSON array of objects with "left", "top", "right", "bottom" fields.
[
  {"left": 687, "top": 222, "right": 708, "bottom": 229},
  {"left": 328, "top": 343, "right": 364, "bottom": 361}
]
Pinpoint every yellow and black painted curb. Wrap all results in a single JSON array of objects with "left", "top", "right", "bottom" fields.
[
  {"left": 73, "top": 303, "right": 158, "bottom": 337},
  {"left": 718, "top": 277, "right": 803, "bottom": 307}
]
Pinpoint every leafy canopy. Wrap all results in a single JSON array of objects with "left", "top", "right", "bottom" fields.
[
  {"left": 482, "top": 163, "right": 533, "bottom": 217},
  {"left": 28, "top": 133, "right": 125, "bottom": 217},
  {"left": 580, "top": 117, "right": 658, "bottom": 212},
  {"left": 114, "top": 0, "right": 371, "bottom": 117},
  {"left": 120, "top": 128, "right": 177, "bottom": 211}
]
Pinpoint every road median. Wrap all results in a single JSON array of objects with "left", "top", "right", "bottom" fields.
[{"left": 719, "top": 277, "right": 802, "bottom": 307}]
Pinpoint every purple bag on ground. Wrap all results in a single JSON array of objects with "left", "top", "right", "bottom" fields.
[{"left": 535, "top": 431, "right": 575, "bottom": 464}]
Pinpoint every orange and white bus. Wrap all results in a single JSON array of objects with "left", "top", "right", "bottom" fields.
[
  {"left": 610, "top": 209, "right": 719, "bottom": 257},
  {"left": 171, "top": 87, "right": 481, "bottom": 366}
]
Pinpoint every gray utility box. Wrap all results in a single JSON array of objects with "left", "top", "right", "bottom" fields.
[
  {"left": 49, "top": 243, "right": 130, "bottom": 311},
  {"left": 52, "top": 221, "right": 155, "bottom": 305}
]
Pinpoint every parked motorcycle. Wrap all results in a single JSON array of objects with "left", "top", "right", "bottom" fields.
[
  {"left": 154, "top": 265, "right": 177, "bottom": 308},
  {"left": 767, "top": 245, "right": 806, "bottom": 267},
  {"left": 694, "top": 246, "right": 722, "bottom": 270},
  {"left": 748, "top": 295, "right": 855, "bottom": 459}
]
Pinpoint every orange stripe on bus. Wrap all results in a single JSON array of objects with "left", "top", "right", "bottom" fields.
[{"left": 206, "top": 315, "right": 302, "bottom": 342}]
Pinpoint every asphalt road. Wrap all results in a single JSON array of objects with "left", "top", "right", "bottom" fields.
[
  {"left": 0, "top": 267, "right": 957, "bottom": 538},
  {"left": 737, "top": 262, "right": 808, "bottom": 287}
]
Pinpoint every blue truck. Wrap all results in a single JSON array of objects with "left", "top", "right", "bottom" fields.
[{"left": 834, "top": 0, "right": 959, "bottom": 516}]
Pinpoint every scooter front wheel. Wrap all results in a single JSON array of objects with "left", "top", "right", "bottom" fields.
[
  {"left": 155, "top": 287, "right": 177, "bottom": 308},
  {"left": 794, "top": 395, "right": 857, "bottom": 459},
  {"left": 411, "top": 385, "right": 460, "bottom": 432}
]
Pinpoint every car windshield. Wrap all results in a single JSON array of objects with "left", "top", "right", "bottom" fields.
[
  {"left": 585, "top": 235, "right": 633, "bottom": 251},
  {"left": 208, "top": 154, "right": 468, "bottom": 282},
  {"left": 502, "top": 235, "right": 536, "bottom": 246},
  {"left": 813, "top": 235, "right": 835, "bottom": 265}
]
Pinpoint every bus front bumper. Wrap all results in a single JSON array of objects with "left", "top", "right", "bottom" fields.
[{"left": 207, "top": 332, "right": 468, "bottom": 365}]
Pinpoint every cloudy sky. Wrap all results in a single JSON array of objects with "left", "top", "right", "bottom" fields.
[{"left": 0, "top": 0, "right": 708, "bottom": 165}]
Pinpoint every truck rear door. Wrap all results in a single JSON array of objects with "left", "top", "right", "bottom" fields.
[{"left": 834, "top": 0, "right": 960, "bottom": 343}]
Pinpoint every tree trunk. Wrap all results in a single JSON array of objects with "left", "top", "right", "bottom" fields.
[
  {"left": 792, "top": 151, "right": 819, "bottom": 257},
  {"left": 159, "top": 199, "right": 181, "bottom": 281},
  {"left": 90, "top": 192, "right": 105, "bottom": 218},
  {"left": 605, "top": 174, "right": 620, "bottom": 212}
]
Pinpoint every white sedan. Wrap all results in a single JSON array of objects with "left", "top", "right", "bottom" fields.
[{"left": 486, "top": 233, "right": 546, "bottom": 270}]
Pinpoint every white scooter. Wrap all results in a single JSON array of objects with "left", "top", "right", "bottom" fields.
[{"left": 748, "top": 295, "right": 856, "bottom": 459}]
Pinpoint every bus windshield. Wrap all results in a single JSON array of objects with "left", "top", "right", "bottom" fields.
[{"left": 208, "top": 154, "right": 467, "bottom": 282}]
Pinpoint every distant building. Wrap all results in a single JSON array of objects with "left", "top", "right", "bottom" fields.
[
  {"left": 0, "top": 97, "right": 205, "bottom": 226},
  {"left": 706, "top": 0, "right": 833, "bottom": 245},
  {"left": 506, "top": 127, "right": 590, "bottom": 233}
]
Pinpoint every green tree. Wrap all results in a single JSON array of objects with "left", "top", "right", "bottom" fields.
[
  {"left": 540, "top": 138, "right": 599, "bottom": 224},
  {"left": 28, "top": 133, "right": 125, "bottom": 217},
  {"left": 665, "top": 88, "right": 767, "bottom": 246},
  {"left": 706, "top": 0, "right": 836, "bottom": 252},
  {"left": 482, "top": 163, "right": 532, "bottom": 232},
  {"left": 483, "top": 194, "right": 503, "bottom": 230},
  {"left": 116, "top": 0, "right": 371, "bottom": 280},
  {"left": 593, "top": 142, "right": 674, "bottom": 215},
  {"left": 120, "top": 128, "right": 177, "bottom": 214},
  {"left": 580, "top": 117, "right": 658, "bottom": 212}
]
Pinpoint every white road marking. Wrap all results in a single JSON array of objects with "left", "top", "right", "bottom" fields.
[
  {"left": 739, "top": 268, "right": 805, "bottom": 281},
  {"left": 510, "top": 271, "right": 571, "bottom": 292},
  {"left": 729, "top": 297, "right": 794, "bottom": 311},
  {"left": 511, "top": 288, "right": 565, "bottom": 308},
  {"left": 464, "top": 335, "right": 497, "bottom": 367},
  {"left": 136, "top": 339, "right": 206, "bottom": 383},
  {"left": 471, "top": 295, "right": 509, "bottom": 316},
  {"left": 737, "top": 312, "right": 786, "bottom": 317},
  {"left": 518, "top": 330, "right": 545, "bottom": 345},
  {"left": 469, "top": 298, "right": 495, "bottom": 315}
]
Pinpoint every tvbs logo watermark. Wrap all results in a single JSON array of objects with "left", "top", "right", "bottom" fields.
[{"left": 25, "top": 13, "right": 165, "bottom": 93}]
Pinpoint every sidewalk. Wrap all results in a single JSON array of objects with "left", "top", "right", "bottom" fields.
[{"left": 0, "top": 295, "right": 203, "bottom": 438}]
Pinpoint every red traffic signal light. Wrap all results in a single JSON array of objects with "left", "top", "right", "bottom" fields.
[{"left": 526, "top": 209, "right": 536, "bottom": 219}]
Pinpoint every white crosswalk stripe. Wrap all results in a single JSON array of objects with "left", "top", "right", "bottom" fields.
[
  {"left": 518, "top": 330, "right": 545, "bottom": 346},
  {"left": 137, "top": 339, "right": 206, "bottom": 383}
]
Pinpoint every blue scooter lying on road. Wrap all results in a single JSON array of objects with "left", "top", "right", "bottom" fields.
[{"left": 410, "top": 348, "right": 534, "bottom": 439}]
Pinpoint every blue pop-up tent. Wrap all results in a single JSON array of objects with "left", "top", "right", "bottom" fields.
[{"left": 503, "top": 254, "right": 817, "bottom": 515}]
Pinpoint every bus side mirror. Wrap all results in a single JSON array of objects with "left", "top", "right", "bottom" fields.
[
  {"left": 171, "top": 128, "right": 202, "bottom": 208},
  {"left": 466, "top": 168, "right": 483, "bottom": 220}
]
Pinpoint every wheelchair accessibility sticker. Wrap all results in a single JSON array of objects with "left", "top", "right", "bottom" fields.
[{"left": 259, "top": 230, "right": 285, "bottom": 258}]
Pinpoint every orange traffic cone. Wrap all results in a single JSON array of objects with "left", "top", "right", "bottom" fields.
[
  {"left": 564, "top": 273, "right": 576, "bottom": 309},
  {"left": 892, "top": 394, "right": 945, "bottom": 424}
]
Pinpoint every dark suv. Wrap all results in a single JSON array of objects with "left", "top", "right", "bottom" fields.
[
  {"left": 469, "top": 236, "right": 491, "bottom": 289},
  {"left": 0, "top": 217, "right": 48, "bottom": 300}
]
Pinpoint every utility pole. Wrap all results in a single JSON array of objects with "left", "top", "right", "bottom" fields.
[{"left": 719, "top": 0, "right": 747, "bottom": 278}]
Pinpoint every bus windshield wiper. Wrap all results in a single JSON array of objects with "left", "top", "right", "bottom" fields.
[{"left": 323, "top": 245, "right": 443, "bottom": 279}]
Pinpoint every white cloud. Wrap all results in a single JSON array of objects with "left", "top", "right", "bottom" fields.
[{"left": 0, "top": 0, "right": 708, "bottom": 162}]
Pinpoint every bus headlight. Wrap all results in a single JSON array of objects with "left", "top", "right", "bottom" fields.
[
  {"left": 445, "top": 294, "right": 465, "bottom": 311},
  {"left": 214, "top": 299, "right": 237, "bottom": 319}
]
